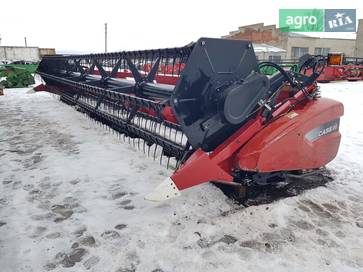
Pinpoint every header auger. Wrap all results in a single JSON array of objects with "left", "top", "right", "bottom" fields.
[{"left": 36, "top": 38, "right": 343, "bottom": 203}]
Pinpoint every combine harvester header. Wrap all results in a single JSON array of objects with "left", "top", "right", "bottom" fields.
[{"left": 36, "top": 38, "right": 344, "bottom": 202}]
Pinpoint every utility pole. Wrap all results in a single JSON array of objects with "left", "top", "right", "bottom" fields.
[
  {"left": 104, "top": 23, "right": 108, "bottom": 53},
  {"left": 24, "top": 37, "right": 27, "bottom": 47}
]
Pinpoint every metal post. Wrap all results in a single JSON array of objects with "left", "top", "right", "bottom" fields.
[
  {"left": 24, "top": 37, "right": 27, "bottom": 47},
  {"left": 105, "top": 23, "right": 107, "bottom": 53}
]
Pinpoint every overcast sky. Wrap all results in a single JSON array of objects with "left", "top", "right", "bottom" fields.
[{"left": 0, "top": 0, "right": 362, "bottom": 53}]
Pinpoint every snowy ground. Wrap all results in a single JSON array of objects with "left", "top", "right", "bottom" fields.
[{"left": 0, "top": 82, "right": 363, "bottom": 272}]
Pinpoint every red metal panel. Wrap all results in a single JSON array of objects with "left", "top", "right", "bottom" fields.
[
  {"left": 235, "top": 98, "right": 344, "bottom": 172},
  {"left": 171, "top": 117, "right": 264, "bottom": 190},
  {"left": 318, "top": 66, "right": 345, "bottom": 82}
]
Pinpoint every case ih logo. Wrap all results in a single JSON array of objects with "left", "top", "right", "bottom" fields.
[
  {"left": 305, "top": 119, "right": 340, "bottom": 142},
  {"left": 279, "top": 9, "right": 356, "bottom": 32}
]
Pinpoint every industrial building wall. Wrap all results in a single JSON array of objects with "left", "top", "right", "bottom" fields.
[
  {"left": 224, "top": 23, "right": 357, "bottom": 59},
  {"left": 285, "top": 37, "right": 356, "bottom": 58},
  {"left": 254, "top": 51, "right": 287, "bottom": 60},
  {"left": 0, "top": 46, "right": 40, "bottom": 61},
  {"left": 357, "top": 19, "right": 363, "bottom": 57}
]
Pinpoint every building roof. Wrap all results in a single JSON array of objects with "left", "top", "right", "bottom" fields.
[
  {"left": 253, "top": 43, "right": 286, "bottom": 53},
  {"left": 287, "top": 32, "right": 309, "bottom": 38}
]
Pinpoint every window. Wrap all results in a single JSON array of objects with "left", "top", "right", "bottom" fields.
[
  {"left": 268, "top": 55, "right": 282, "bottom": 62},
  {"left": 314, "top": 47, "right": 330, "bottom": 56},
  {"left": 291, "top": 47, "right": 309, "bottom": 58}
]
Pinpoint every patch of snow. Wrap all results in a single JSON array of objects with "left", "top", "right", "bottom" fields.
[{"left": 0, "top": 82, "right": 362, "bottom": 272}]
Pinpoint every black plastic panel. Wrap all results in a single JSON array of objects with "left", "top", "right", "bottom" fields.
[
  {"left": 224, "top": 73, "right": 270, "bottom": 125},
  {"left": 171, "top": 38, "right": 259, "bottom": 151}
]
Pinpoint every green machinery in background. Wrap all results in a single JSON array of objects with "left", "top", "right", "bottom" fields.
[
  {"left": 0, "top": 61, "right": 38, "bottom": 88},
  {"left": 259, "top": 59, "right": 299, "bottom": 75}
]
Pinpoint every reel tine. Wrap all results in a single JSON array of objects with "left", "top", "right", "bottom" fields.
[
  {"left": 167, "top": 156, "right": 171, "bottom": 169},
  {"left": 150, "top": 120, "right": 154, "bottom": 132},
  {"left": 153, "top": 144, "right": 157, "bottom": 160},
  {"left": 158, "top": 122, "right": 162, "bottom": 134},
  {"left": 168, "top": 126, "right": 172, "bottom": 141},
  {"left": 181, "top": 131, "right": 184, "bottom": 145},
  {"left": 143, "top": 118, "right": 147, "bottom": 130},
  {"left": 160, "top": 152, "right": 163, "bottom": 165},
  {"left": 154, "top": 121, "right": 158, "bottom": 134},
  {"left": 146, "top": 118, "right": 150, "bottom": 130},
  {"left": 144, "top": 118, "right": 148, "bottom": 130},
  {"left": 163, "top": 123, "right": 167, "bottom": 138}
]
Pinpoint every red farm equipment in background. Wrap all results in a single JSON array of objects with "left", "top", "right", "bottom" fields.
[{"left": 304, "top": 53, "right": 363, "bottom": 82}]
